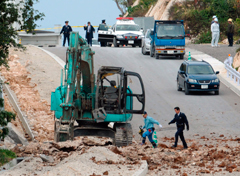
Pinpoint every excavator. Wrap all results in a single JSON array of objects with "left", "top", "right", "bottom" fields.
[{"left": 51, "top": 32, "right": 145, "bottom": 146}]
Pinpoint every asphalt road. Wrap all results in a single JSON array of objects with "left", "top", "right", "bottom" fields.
[{"left": 44, "top": 46, "right": 240, "bottom": 140}]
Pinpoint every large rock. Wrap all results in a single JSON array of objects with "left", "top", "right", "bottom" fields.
[{"left": 233, "top": 52, "right": 240, "bottom": 72}]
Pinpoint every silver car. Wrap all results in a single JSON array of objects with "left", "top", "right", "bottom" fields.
[{"left": 141, "top": 29, "right": 153, "bottom": 55}]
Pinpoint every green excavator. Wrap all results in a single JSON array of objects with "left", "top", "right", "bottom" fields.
[{"left": 51, "top": 32, "right": 145, "bottom": 146}]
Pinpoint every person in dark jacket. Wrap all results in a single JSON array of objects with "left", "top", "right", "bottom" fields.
[
  {"left": 84, "top": 22, "right": 95, "bottom": 46},
  {"left": 140, "top": 111, "right": 162, "bottom": 148},
  {"left": 98, "top": 19, "right": 107, "bottom": 47},
  {"left": 168, "top": 107, "right": 189, "bottom": 149},
  {"left": 227, "top": 18, "right": 234, "bottom": 47},
  {"left": 60, "top": 21, "right": 72, "bottom": 47}
]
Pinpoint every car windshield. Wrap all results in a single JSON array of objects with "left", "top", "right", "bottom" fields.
[
  {"left": 187, "top": 65, "right": 215, "bottom": 74},
  {"left": 98, "top": 24, "right": 109, "bottom": 31},
  {"left": 156, "top": 24, "right": 184, "bottom": 37},
  {"left": 116, "top": 25, "right": 140, "bottom": 31},
  {"left": 146, "top": 30, "right": 151, "bottom": 38}
]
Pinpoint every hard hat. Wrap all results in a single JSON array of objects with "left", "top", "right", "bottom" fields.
[
  {"left": 228, "top": 54, "right": 231, "bottom": 57},
  {"left": 212, "top": 15, "right": 217, "bottom": 18},
  {"left": 228, "top": 18, "right": 233, "bottom": 22},
  {"left": 214, "top": 18, "right": 218, "bottom": 22}
]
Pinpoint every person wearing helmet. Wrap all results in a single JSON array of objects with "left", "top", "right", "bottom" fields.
[
  {"left": 211, "top": 15, "right": 217, "bottom": 24},
  {"left": 211, "top": 18, "right": 220, "bottom": 47},
  {"left": 227, "top": 18, "right": 234, "bottom": 47}
]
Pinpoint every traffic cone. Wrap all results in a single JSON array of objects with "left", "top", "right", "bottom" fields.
[
  {"left": 153, "top": 131, "right": 158, "bottom": 148},
  {"left": 188, "top": 52, "right": 191, "bottom": 60}
]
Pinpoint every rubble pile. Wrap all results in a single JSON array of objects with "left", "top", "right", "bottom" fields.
[
  {"left": 7, "top": 136, "right": 240, "bottom": 175},
  {"left": 0, "top": 54, "right": 54, "bottom": 142}
]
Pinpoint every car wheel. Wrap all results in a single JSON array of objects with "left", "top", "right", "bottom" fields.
[
  {"left": 215, "top": 90, "right": 219, "bottom": 95},
  {"left": 177, "top": 79, "right": 182, "bottom": 91},
  {"left": 142, "top": 46, "right": 146, "bottom": 55},
  {"left": 113, "top": 37, "right": 119, "bottom": 47},
  {"left": 184, "top": 83, "right": 189, "bottom": 95},
  {"left": 132, "top": 44, "right": 136, "bottom": 47},
  {"left": 180, "top": 54, "right": 184, "bottom": 59}
]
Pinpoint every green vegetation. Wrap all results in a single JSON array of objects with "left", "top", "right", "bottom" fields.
[
  {"left": 169, "top": 0, "right": 240, "bottom": 43},
  {"left": 0, "top": 149, "right": 16, "bottom": 166},
  {"left": 127, "top": 0, "right": 158, "bottom": 17}
]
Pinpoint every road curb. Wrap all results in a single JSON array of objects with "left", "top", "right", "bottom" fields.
[
  {"left": 186, "top": 47, "right": 240, "bottom": 97},
  {"left": 0, "top": 76, "right": 34, "bottom": 140},
  {"left": 31, "top": 45, "right": 65, "bottom": 68},
  {"left": 132, "top": 160, "right": 148, "bottom": 176}
]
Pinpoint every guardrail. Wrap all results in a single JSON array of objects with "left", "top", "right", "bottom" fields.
[{"left": 225, "top": 63, "right": 240, "bottom": 85}]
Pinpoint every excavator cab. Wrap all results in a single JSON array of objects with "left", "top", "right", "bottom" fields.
[{"left": 94, "top": 66, "right": 145, "bottom": 118}]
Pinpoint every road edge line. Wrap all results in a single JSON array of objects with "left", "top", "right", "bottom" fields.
[{"left": 31, "top": 45, "right": 65, "bottom": 68}]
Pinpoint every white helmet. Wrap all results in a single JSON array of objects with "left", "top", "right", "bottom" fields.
[
  {"left": 214, "top": 18, "right": 218, "bottom": 22},
  {"left": 213, "top": 15, "right": 217, "bottom": 18}
]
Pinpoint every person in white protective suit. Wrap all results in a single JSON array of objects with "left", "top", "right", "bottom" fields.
[{"left": 211, "top": 18, "right": 220, "bottom": 47}]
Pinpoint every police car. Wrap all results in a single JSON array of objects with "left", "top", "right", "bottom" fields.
[{"left": 98, "top": 17, "right": 144, "bottom": 47}]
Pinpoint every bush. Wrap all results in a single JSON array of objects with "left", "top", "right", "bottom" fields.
[
  {"left": 194, "top": 31, "right": 212, "bottom": 44},
  {"left": 169, "top": 0, "right": 240, "bottom": 43},
  {"left": 0, "top": 149, "right": 16, "bottom": 166}
]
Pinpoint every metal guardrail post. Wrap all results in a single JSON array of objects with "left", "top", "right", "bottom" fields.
[{"left": 225, "top": 63, "right": 240, "bottom": 86}]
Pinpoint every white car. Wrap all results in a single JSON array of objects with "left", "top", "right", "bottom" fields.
[
  {"left": 98, "top": 17, "right": 144, "bottom": 47},
  {"left": 142, "top": 28, "right": 153, "bottom": 55}
]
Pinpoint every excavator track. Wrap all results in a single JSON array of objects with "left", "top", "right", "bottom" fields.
[{"left": 114, "top": 123, "right": 133, "bottom": 147}]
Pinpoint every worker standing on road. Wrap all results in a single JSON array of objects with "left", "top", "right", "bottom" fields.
[
  {"left": 60, "top": 21, "right": 72, "bottom": 47},
  {"left": 211, "top": 15, "right": 218, "bottom": 24},
  {"left": 140, "top": 111, "right": 162, "bottom": 148},
  {"left": 168, "top": 107, "right": 189, "bottom": 149},
  {"left": 211, "top": 18, "right": 220, "bottom": 47},
  {"left": 84, "top": 22, "right": 95, "bottom": 46},
  {"left": 227, "top": 18, "right": 234, "bottom": 47},
  {"left": 98, "top": 19, "right": 107, "bottom": 47}
]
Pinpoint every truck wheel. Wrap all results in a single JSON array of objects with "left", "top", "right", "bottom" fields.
[
  {"left": 132, "top": 44, "right": 136, "bottom": 47},
  {"left": 150, "top": 47, "right": 154, "bottom": 57},
  {"left": 155, "top": 54, "right": 159, "bottom": 59},
  {"left": 113, "top": 37, "right": 119, "bottom": 47},
  {"left": 180, "top": 54, "right": 184, "bottom": 59}
]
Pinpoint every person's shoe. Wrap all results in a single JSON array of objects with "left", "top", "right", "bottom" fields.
[
  {"left": 151, "top": 142, "right": 157, "bottom": 148},
  {"left": 183, "top": 146, "right": 188, "bottom": 149},
  {"left": 171, "top": 145, "right": 177, "bottom": 148}
]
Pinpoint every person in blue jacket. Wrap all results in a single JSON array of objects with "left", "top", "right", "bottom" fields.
[
  {"left": 168, "top": 107, "right": 189, "bottom": 149},
  {"left": 60, "top": 21, "right": 72, "bottom": 47},
  {"left": 141, "top": 111, "right": 162, "bottom": 148}
]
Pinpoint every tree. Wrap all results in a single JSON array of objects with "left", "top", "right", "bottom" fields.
[
  {"left": 0, "top": 0, "right": 44, "bottom": 140},
  {"left": 113, "top": 0, "right": 134, "bottom": 16}
]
